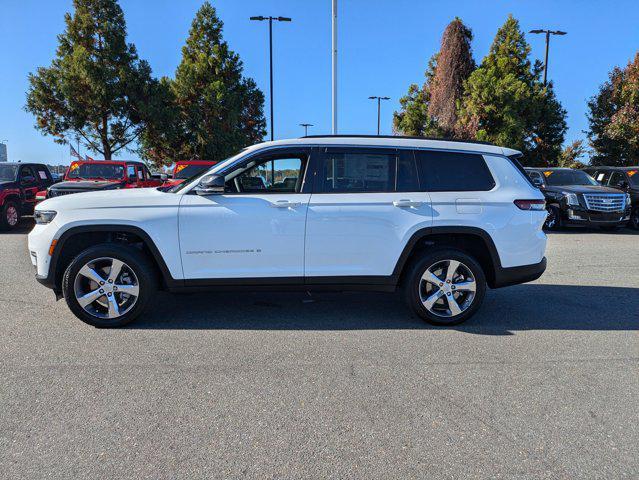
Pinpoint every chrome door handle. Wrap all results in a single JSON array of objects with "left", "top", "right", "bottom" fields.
[
  {"left": 393, "top": 199, "right": 423, "bottom": 208},
  {"left": 271, "top": 200, "right": 301, "bottom": 208}
]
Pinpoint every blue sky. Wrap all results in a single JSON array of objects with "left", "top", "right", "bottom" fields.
[{"left": 1, "top": 0, "right": 638, "bottom": 164}]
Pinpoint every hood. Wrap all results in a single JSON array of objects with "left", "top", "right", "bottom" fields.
[
  {"left": 543, "top": 184, "right": 623, "bottom": 194},
  {"left": 50, "top": 179, "right": 125, "bottom": 191},
  {"left": 0, "top": 180, "right": 18, "bottom": 190},
  {"left": 36, "top": 186, "right": 172, "bottom": 212}
]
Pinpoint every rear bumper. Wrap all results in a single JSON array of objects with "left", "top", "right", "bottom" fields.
[{"left": 492, "top": 257, "right": 547, "bottom": 289}]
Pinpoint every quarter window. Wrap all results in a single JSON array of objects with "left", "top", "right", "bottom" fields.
[
  {"left": 415, "top": 151, "right": 495, "bottom": 192},
  {"left": 320, "top": 151, "right": 396, "bottom": 193}
]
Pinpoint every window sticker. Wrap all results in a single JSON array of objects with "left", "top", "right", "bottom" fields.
[
  {"left": 543, "top": 170, "right": 554, "bottom": 177},
  {"left": 175, "top": 164, "right": 187, "bottom": 174},
  {"left": 69, "top": 162, "right": 79, "bottom": 171},
  {"left": 597, "top": 173, "right": 605, "bottom": 181},
  {"left": 38, "top": 170, "right": 48, "bottom": 180},
  {"left": 628, "top": 170, "right": 637, "bottom": 177}
]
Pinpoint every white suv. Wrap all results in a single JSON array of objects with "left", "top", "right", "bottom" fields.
[{"left": 28, "top": 136, "right": 548, "bottom": 327}]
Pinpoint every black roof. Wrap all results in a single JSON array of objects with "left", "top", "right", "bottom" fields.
[
  {"left": 582, "top": 165, "right": 639, "bottom": 170},
  {"left": 301, "top": 134, "right": 496, "bottom": 146},
  {"left": 524, "top": 167, "right": 574, "bottom": 171}
]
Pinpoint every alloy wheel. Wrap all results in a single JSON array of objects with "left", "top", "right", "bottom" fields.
[
  {"left": 73, "top": 257, "right": 140, "bottom": 319},
  {"left": 6, "top": 206, "right": 18, "bottom": 226},
  {"left": 419, "top": 260, "right": 477, "bottom": 317}
]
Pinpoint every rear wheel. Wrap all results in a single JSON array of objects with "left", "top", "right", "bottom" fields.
[
  {"left": 62, "top": 243, "right": 157, "bottom": 327},
  {"left": 0, "top": 201, "right": 20, "bottom": 231},
  {"left": 403, "top": 249, "right": 487, "bottom": 326}
]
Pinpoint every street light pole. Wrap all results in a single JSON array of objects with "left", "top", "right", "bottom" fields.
[
  {"left": 368, "top": 96, "right": 390, "bottom": 135},
  {"left": 299, "top": 123, "right": 313, "bottom": 136},
  {"left": 250, "top": 15, "right": 292, "bottom": 141},
  {"left": 529, "top": 29, "right": 567, "bottom": 85}
]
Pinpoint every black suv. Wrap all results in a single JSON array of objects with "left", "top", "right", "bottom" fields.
[
  {"left": 0, "top": 163, "right": 54, "bottom": 230},
  {"left": 525, "top": 167, "right": 631, "bottom": 231},
  {"left": 582, "top": 166, "right": 639, "bottom": 230}
]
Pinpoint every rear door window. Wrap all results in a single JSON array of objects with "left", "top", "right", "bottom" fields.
[
  {"left": 414, "top": 150, "right": 495, "bottom": 191},
  {"left": 319, "top": 149, "right": 396, "bottom": 193}
]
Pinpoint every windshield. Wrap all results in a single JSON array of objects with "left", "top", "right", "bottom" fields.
[
  {"left": 544, "top": 170, "right": 598, "bottom": 186},
  {"left": 0, "top": 165, "right": 18, "bottom": 182},
  {"left": 174, "top": 164, "right": 214, "bottom": 179},
  {"left": 627, "top": 170, "right": 639, "bottom": 186},
  {"left": 170, "top": 149, "right": 248, "bottom": 193},
  {"left": 67, "top": 163, "right": 124, "bottom": 180}
]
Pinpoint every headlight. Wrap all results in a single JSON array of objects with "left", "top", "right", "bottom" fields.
[
  {"left": 34, "top": 210, "right": 57, "bottom": 225},
  {"left": 564, "top": 193, "right": 579, "bottom": 206}
]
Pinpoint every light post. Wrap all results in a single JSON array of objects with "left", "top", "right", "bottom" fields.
[
  {"left": 250, "top": 15, "right": 292, "bottom": 141},
  {"left": 368, "top": 96, "right": 390, "bottom": 135},
  {"left": 299, "top": 123, "right": 313, "bottom": 136},
  {"left": 529, "top": 29, "right": 567, "bottom": 85}
]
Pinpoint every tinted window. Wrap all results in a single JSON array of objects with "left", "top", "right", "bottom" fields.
[
  {"left": 397, "top": 151, "right": 419, "bottom": 192},
  {"left": 544, "top": 170, "right": 597, "bottom": 186},
  {"left": 67, "top": 163, "right": 125, "bottom": 180},
  {"left": 415, "top": 151, "right": 495, "bottom": 191},
  {"left": 20, "top": 166, "right": 36, "bottom": 183},
  {"left": 628, "top": 170, "right": 639, "bottom": 186},
  {"left": 174, "top": 164, "right": 213, "bottom": 179},
  {"left": 0, "top": 165, "right": 18, "bottom": 182},
  {"left": 609, "top": 171, "right": 626, "bottom": 188},
  {"left": 320, "top": 151, "right": 396, "bottom": 193}
]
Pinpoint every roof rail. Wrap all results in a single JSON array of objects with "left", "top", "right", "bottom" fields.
[{"left": 301, "top": 134, "right": 496, "bottom": 146}]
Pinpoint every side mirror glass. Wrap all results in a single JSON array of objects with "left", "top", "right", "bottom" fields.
[{"left": 196, "top": 174, "right": 225, "bottom": 195}]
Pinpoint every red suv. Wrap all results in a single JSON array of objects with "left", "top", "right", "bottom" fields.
[
  {"left": 162, "top": 160, "right": 217, "bottom": 188},
  {"left": 0, "top": 162, "right": 54, "bottom": 230},
  {"left": 45, "top": 160, "right": 164, "bottom": 198}
]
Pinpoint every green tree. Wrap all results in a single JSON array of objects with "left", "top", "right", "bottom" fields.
[
  {"left": 393, "top": 54, "right": 442, "bottom": 136},
  {"left": 140, "top": 2, "right": 266, "bottom": 165},
  {"left": 428, "top": 18, "right": 475, "bottom": 138},
  {"left": 458, "top": 15, "right": 566, "bottom": 165},
  {"left": 558, "top": 139, "right": 587, "bottom": 168},
  {"left": 25, "top": 0, "right": 158, "bottom": 159},
  {"left": 587, "top": 53, "right": 639, "bottom": 166}
]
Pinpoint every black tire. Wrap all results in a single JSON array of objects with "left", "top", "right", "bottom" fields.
[
  {"left": 543, "top": 205, "right": 561, "bottom": 231},
  {"left": 0, "top": 200, "right": 21, "bottom": 231},
  {"left": 403, "top": 248, "right": 487, "bottom": 326},
  {"left": 630, "top": 208, "right": 639, "bottom": 230},
  {"left": 62, "top": 243, "right": 157, "bottom": 328}
]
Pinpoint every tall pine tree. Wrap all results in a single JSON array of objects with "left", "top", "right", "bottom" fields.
[
  {"left": 587, "top": 53, "right": 639, "bottom": 166},
  {"left": 25, "top": 0, "right": 158, "bottom": 159},
  {"left": 458, "top": 15, "right": 566, "bottom": 165},
  {"left": 427, "top": 18, "right": 475, "bottom": 138},
  {"left": 140, "top": 2, "right": 266, "bottom": 164}
]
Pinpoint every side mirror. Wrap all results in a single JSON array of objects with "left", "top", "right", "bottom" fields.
[{"left": 196, "top": 174, "right": 225, "bottom": 195}]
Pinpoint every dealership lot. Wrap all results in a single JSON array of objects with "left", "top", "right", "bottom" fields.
[{"left": 1, "top": 222, "right": 637, "bottom": 478}]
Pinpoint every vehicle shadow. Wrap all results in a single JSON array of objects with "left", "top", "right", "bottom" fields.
[
  {"left": 546, "top": 227, "right": 639, "bottom": 236},
  {"left": 1, "top": 219, "right": 34, "bottom": 235},
  {"left": 131, "top": 284, "right": 639, "bottom": 335}
]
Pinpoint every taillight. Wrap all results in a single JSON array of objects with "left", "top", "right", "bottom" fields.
[{"left": 514, "top": 199, "right": 546, "bottom": 211}]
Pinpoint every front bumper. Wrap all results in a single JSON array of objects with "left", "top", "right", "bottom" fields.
[
  {"left": 27, "top": 222, "right": 60, "bottom": 288},
  {"left": 561, "top": 207, "right": 631, "bottom": 226}
]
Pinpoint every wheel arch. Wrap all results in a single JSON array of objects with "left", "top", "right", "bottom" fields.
[
  {"left": 49, "top": 224, "right": 178, "bottom": 293},
  {"left": 393, "top": 226, "right": 502, "bottom": 288}
]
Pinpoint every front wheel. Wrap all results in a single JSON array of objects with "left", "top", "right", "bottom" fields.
[
  {"left": 630, "top": 208, "right": 639, "bottom": 230},
  {"left": 403, "top": 249, "right": 487, "bottom": 326},
  {"left": 543, "top": 205, "right": 561, "bottom": 231},
  {"left": 62, "top": 243, "right": 157, "bottom": 327}
]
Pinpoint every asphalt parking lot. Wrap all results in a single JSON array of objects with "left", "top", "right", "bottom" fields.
[{"left": 1, "top": 221, "right": 637, "bottom": 479}]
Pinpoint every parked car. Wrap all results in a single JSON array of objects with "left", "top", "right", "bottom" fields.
[
  {"left": 0, "top": 162, "right": 54, "bottom": 230},
  {"left": 162, "top": 160, "right": 217, "bottom": 188},
  {"left": 29, "top": 135, "right": 547, "bottom": 328},
  {"left": 525, "top": 167, "right": 631, "bottom": 231},
  {"left": 44, "top": 160, "right": 163, "bottom": 198},
  {"left": 583, "top": 166, "right": 639, "bottom": 230}
]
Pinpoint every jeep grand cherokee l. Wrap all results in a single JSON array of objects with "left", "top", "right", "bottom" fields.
[
  {"left": 525, "top": 167, "right": 631, "bottom": 231},
  {"left": 28, "top": 136, "right": 547, "bottom": 328}
]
